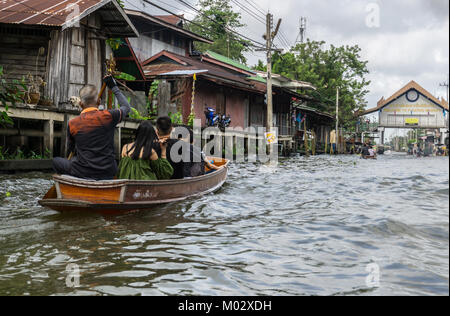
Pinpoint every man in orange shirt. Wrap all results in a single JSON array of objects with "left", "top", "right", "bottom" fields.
[{"left": 52, "top": 76, "right": 131, "bottom": 180}]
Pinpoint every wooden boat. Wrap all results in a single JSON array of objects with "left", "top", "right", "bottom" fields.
[
  {"left": 361, "top": 155, "right": 377, "bottom": 160},
  {"left": 39, "top": 158, "right": 229, "bottom": 214}
]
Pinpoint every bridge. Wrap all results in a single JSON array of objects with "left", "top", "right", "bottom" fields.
[{"left": 361, "top": 81, "right": 449, "bottom": 145}]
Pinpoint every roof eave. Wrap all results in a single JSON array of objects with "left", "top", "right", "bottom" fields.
[
  {"left": 125, "top": 9, "right": 213, "bottom": 44},
  {"left": 61, "top": 0, "right": 139, "bottom": 37}
]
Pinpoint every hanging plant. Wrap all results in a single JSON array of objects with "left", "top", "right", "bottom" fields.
[{"left": 106, "top": 38, "right": 122, "bottom": 51}]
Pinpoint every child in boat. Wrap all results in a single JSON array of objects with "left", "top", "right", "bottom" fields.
[{"left": 117, "top": 121, "right": 174, "bottom": 181}]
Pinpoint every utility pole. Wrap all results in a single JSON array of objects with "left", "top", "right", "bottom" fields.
[
  {"left": 262, "top": 13, "right": 282, "bottom": 154},
  {"left": 336, "top": 87, "right": 339, "bottom": 153},
  {"left": 440, "top": 74, "right": 449, "bottom": 143},
  {"left": 266, "top": 13, "right": 274, "bottom": 141},
  {"left": 226, "top": 18, "right": 230, "bottom": 58}
]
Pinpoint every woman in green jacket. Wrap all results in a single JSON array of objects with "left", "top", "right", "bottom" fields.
[{"left": 117, "top": 121, "right": 173, "bottom": 181}]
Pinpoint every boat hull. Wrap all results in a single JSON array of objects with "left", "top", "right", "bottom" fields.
[{"left": 39, "top": 158, "right": 229, "bottom": 214}]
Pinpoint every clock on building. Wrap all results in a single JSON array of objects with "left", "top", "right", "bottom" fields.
[{"left": 406, "top": 89, "right": 419, "bottom": 102}]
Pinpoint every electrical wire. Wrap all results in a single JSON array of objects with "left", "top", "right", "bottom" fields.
[
  {"left": 232, "top": 0, "right": 291, "bottom": 49},
  {"left": 165, "top": 0, "right": 267, "bottom": 49},
  {"left": 242, "top": 0, "right": 267, "bottom": 16}
]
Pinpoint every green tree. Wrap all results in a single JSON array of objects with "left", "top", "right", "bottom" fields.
[
  {"left": 257, "top": 40, "right": 371, "bottom": 128},
  {"left": 0, "top": 66, "right": 26, "bottom": 127},
  {"left": 254, "top": 60, "right": 266, "bottom": 72},
  {"left": 187, "top": 0, "right": 251, "bottom": 64}
]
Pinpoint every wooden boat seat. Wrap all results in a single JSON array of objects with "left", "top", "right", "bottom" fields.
[{"left": 59, "top": 174, "right": 126, "bottom": 184}]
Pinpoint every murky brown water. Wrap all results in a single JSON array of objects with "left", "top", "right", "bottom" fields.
[{"left": 0, "top": 154, "right": 448, "bottom": 296}]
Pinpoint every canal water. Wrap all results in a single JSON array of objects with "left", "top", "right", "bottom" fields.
[{"left": 0, "top": 154, "right": 448, "bottom": 296}]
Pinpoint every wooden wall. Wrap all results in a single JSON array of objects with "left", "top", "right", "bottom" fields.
[
  {"left": 47, "top": 15, "right": 105, "bottom": 107},
  {"left": 249, "top": 94, "right": 266, "bottom": 128},
  {"left": 0, "top": 25, "right": 50, "bottom": 86}
]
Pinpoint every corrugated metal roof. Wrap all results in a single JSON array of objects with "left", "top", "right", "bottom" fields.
[
  {"left": 125, "top": 9, "right": 213, "bottom": 44},
  {"left": 294, "top": 103, "right": 335, "bottom": 120},
  {"left": 204, "top": 50, "right": 255, "bottom": 75},
  {"left": 0, "top": 0, "right": 138, "bottom": 37},
  {"left": 160, "top": 69, "right": 208, "bottom": 76},
  {"left": 153, "top": 14, "right": 183, "bottom": 26},
  {"left": 248, "top": 76, "right": 266, "bottom": 84},
  {"left": 143, "top": 51, "right": 257, "bottom": 90},
  {"left": 144, "top": 63, "right": 197, "bottom": 77}
]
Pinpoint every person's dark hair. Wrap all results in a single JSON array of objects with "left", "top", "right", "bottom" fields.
[
  {"left": 128, "top": 121, "right": 157, "bottom": 160},
  {"left": 156, "top": 116, "right": 173, "bottom": 136}
]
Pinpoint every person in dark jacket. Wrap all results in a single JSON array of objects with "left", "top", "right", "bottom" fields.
[
  {"left": 176, "top": 126, "right": 223, "bottom": 177},
  {"left": 52, "top": 76, "right": 131, "bottom": 180},
  {"left": 153, "top": 116, "right": 185, "bottom": 179},
  {"left": 361, "top": 142, "right": 370, "bottom": 157}
]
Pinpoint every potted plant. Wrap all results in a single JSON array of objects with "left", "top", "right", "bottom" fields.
[{"left": 26, "top": 74, "right": 46, "bottom": 105}]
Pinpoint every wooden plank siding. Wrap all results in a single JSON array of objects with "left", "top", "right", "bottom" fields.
[
  {"left": 46, "top": 14, "right": 105, "bottom": 107},
  {"left": 0, "top": 25, "right": 50, "bottom": 85}
]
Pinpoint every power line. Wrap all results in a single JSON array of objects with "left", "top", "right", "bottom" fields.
[
  {"left": 243, "top": 0, "right": 267, "bottom": 16},
  {"left": 232, "top": 0, "right": 290, "bottom": 49},
  {"left": 230, "top": 0, "right": 266, "bottom": 25},
  {"left": 277, "top": 31, "right": 291, "bottom": 49},
  {"left": 166, "top": 0, "right": 267, "bottom": 48},
  {"left": 152, "top": 0, "right": 196, "bottom": 18},
  {"left": 229, "top": 0, "right": 291, "bottom": 49}
]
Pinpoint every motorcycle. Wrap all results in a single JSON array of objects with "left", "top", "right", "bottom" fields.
[
  {"left": 204, "top": 107, "right": 220, "bottom": 127},
  {"left": 204, "top": 107, "right": 231, "bottom": 129},
  {"left": 219, "top": 114, "right": 231, "bottom": 130}
]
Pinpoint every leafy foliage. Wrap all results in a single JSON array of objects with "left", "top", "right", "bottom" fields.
[
  {"left": 0, "top": 66, "right": 27, "bottom": 127},
  {"left": 129, "top": 107, "right": 150, "bottom": 121},
  {"left": 0, "top": 146, "right": 51, "bottom": 160},
  {"left": 106, "top": 38, "right": 123, "bottom": 51},
  {"left": 187, "top": 0, "right": 251, "bottom": 64},
  {"left": 169, "top": 111, "right": 183, "bottom": 125},
  {"left": 255, "top": 40, "right": 371, "bottom": 128}
]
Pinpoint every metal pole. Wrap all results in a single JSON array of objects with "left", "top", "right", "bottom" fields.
[
  {"left": 336, "top": 87, "right": 339, "bottom": 153},
  {"left": 266, "top": 13, "right": 273, "bottom": 154}
]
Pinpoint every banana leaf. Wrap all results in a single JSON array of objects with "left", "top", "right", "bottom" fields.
[{"left": 114, "top": 72, "right": 136, "bottom": 81}]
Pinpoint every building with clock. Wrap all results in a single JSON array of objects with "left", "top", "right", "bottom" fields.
[{"left": 363, "top": 81, "right": 449, "bottom": 145}]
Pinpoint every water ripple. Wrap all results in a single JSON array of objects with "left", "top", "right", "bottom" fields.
[{"left": 0, "top": 155, "right": 448, "bottom": 296}]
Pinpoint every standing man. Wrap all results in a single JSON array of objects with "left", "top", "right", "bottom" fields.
[{"left": 52, "top": 76, "right": 131, "bottom": 180}]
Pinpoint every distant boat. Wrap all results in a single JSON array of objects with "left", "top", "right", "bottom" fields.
[
  {"left": 39, "top": 158, "right": 230, "bottom": 215},
  {"left": 361, "top": 155, "right": 377, "bottom": 160}
]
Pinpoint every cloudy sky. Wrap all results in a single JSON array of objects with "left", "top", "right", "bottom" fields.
[{"left": 124, "top": 0, "right": 449, "bottom": 112}]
